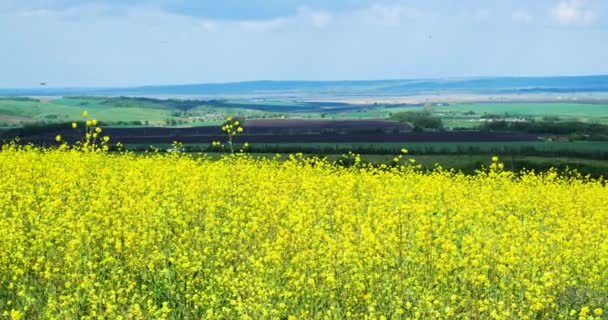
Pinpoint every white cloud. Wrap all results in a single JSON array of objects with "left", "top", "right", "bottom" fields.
[
  {"left": 295, "top": 7, "right": 333, "bottom": 28},
  {"left": 512, "top": 10, "right": 533, "bottom": 24},
  {"left": 15, "top": 9, "right": 54, "bottom": 18},
  {"left": 13, "top": 3, "right": 116, "bottom": 19},
  {"left": 474, "top": 9, "right": 491, "bottom": 21},
  {"left": 554, "top": 0, "right": 596, "bottom": 25},
  {"left": 310, "top": 11, "right": 332, "bottom": 28},
  {"left": 363, "top": 4, "right": 421, "bottom": 27},
  {"left": 194, "top": 7, "right": 333, "bottom": 33},
  {"left": 238, "top": 18, "right": 286, "bottom": 32},
  {"left": 199, "top": 20, "right": 219, "bottom": 32},
  {"left": 369, "top": 4, "right": 403, "bottom": 26}
]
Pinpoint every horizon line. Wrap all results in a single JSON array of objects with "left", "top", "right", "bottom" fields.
[{"left": 1, "top": 73, "right": 608, "bottom": 91}]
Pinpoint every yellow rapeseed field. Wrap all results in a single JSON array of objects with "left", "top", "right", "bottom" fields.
[{"left": 0, "top": 134, "right": 607, "bottom": 319}]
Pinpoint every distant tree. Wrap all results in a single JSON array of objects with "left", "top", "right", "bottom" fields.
[
  {"left": 390, "top": 111, "right": 443, "bottom": 130},
  {"left": 542, "top": 115, "right": 561, "bottom": 122},
  {"left": 480, "top": 113, "right": 502, "bottom": 119}
]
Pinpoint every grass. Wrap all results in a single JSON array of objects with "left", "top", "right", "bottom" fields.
[
  {"left": 122, "top": 139, "right": 608, "bottom": 178},
  {"left": 238, "top": 141, "right": 608, "bottom": 154},
  {"left": 122, "top": 141, "right": 608, "bottom": 162},
  {"left": 0, "top": 98, "right": 266, "bottom": 126},
  {"left": 439, "top": 102, "right": 608, "bottom": 122},
  {"left": 0, "top": 99, "right": 170, "bottom": 124},
  {"left": 122, "top": 150, "right": 608, "bottom": 178}
]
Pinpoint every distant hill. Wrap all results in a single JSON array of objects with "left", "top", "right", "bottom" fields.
[{"left": 1, "top": 75, "right": 608, "bottom": 98}]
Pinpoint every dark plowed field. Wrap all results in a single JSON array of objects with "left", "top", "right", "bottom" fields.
[
  {"left": 102, "top": 119, "right": 413, "bottom": 136},
  {"left": 1, "top": 118, "right": 541, "bottom": 145},
  {"left": 9, "top": 131, "right": 539, "bottom": 145},
  {"left": 245, "top": 119, "right": 410, "bottom": 128},
  {"left": 118, "top": 131, "right": 537, "bottom": 144}
]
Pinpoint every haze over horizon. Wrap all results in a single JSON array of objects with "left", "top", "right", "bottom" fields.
[{"left": 2, "top": 0, "right": 608, "bottom": 88}]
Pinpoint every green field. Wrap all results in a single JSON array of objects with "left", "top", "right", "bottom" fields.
[
  {"left": 159, "top": 152, "right": 608, "bottom": 178},
  {"left": 441, "top": 102, "right": 608, "bottom": 118},
  {"left": 434, "top": 102, "right": 608, "bottom": 128},
  {"left": 124, "top": 141, "right": 608, "bottom": 173},
  {"left": 1, "top": 97, "right": 608, "bottom": 128},
  {"left": 0, "top": 98, "right": 168, "bottom": 125},
  {"left": 125, "top": 140, "right": 608, "bottom": 150},
  {"left": 1, "top": 95, "right": 607, "bottom": 177},
  {"left": 235, "top": 141, "right": 608, "bottom": 155},
  {"left": 0, "top": 97, "right": 280, "bottom": 126}
]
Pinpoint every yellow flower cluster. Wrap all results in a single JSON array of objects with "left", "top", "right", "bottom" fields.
[
  {"left": 221, "top": 116, "right": 244, "bottom": 136},
  {"left": 220, "top": 116, "right": 247, "bottom": 154},
  {"left": 0, "top": 146, "right": 606, "bottom": 319},
  {"left": 62, "top": 111, "right": 111, "bottom": 152}
]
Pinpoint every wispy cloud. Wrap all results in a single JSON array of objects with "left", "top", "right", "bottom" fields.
[
  {"left": 553, "top": 0, "right": 596, "bottom": 25},
  {"left": 363, "top": 4, "right": 422, "bottom": 27},
  {"left": 2, "top": 0, "right": 607, "bottom": 87},
  {"left": 512, "top": 10, "right": 533, "bottom": 24},
  {"left": 190, "top": 6, "right": 333, "bottom": 33},
  {"left": 11, "top": 2, "right": 123, "bottom": 19},
  {"left": 199, "top": 20, "right": 219, "bottom": 32},
  {"left": 1, "top": 0, "right": 140, "bottom": 15},
  {"left": 0, "top": 0, "right": 366, "bottom": 21},
  {"left": 228, "top": 8, "right": 332, "bottom": 32},
  {"left": 238, "top": 17, "right": 286, "bottom": 32},
  {"left": 299, "top": 8, "right": 332, "bottom": 28},
  {"left": 474, "top": 8, "right": 491, "bottom": 21}
]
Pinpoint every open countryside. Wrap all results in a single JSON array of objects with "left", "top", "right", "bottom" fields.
[
  {"left": 2, "top": 1, "right": 608, "bottom": 319},
  {"left": 2, "top": 86, "right": 608, "bottom": 177}
]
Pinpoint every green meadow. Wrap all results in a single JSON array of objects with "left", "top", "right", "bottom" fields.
[{"left": 1, "top": 96, "right": 607, "bottom": 127}]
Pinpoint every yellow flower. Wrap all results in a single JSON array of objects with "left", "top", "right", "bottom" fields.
[
  {"left": 82, "top": 110, "right": 89, "bottom": 117},
  {"left": 401, "top": 148, "right": 408, "bottom": 154},
  {"left": 102, "top": 136, "right": 110, "bottom": 142},
  {"left": 55, "top": 135, "right": 62, "bottom": 142},
  {"left": 71, "top": 122, "right": 78, "bottom": 129},
  {"left": 9, "top": 309, "right": 23, "bottom": 320},
  {"left": 492, "top": 156, "right": 499, "bottom": 162},
  {"left": 95, "top": 127, "right": 102, "bottom": 133},
  {"left": 1, "top": 129, "right": 607, "bottom": 319},
  {"left": 86, "top": 120, "right": 92, "bottom": 126},
  {"left": 91, "top": 119, "right": 98, "bottom": 126}
]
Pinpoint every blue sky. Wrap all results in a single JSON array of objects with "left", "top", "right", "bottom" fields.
[{"left": 1, "top": 0, "right": 607, "bottom": 87}]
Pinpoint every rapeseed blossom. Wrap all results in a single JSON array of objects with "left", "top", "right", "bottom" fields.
[{"left": 0, "top": 143, "right": 606, "bottom": 319}]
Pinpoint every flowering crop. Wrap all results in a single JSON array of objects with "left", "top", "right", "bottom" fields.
[
  {"left": 0, "top": 145, "right": 606, "bottom": 319},
  {"left": 219, "top": 116, "right": 246, "bottom": 154}
]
